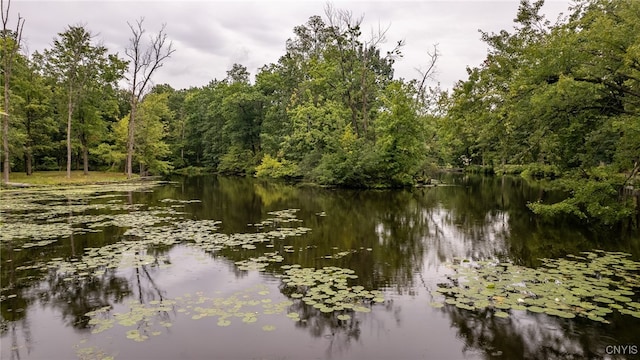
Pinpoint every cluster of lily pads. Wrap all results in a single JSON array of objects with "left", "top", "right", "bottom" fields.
[
  {"left": 3, "top": 183, "right": 388, "bottom": 343},
  {"left": 9, "top": 196, "right": 311, "bottom": 282},
  {"left": 278, "top": 265, "right": 384, "bottom": 315},
  {"left": 248, "top": 209, "right": 304, "bottom": 229},
  {"left": 83, "top": 285, "right": 291, "bottom": 342},
  {"left": 433, "top": 250, "right": 640, "bottom": 322},
  {"left": 235, "top": 252, "right": 285, "bottom": 271}
]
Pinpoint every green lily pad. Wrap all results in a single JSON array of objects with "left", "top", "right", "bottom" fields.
[
  {"left": 527, "top": 306, "right": 545, "bottom": 313},
  {"left": 436, "top": 251, "right": 640, "bottom": 323},
  {"left": 353, "top": 306, "right": 371, "bottom": 313}
]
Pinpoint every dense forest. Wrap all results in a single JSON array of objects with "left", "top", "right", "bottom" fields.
[{"left": 1, "top": 0, "right": 639, "bottom": 226}]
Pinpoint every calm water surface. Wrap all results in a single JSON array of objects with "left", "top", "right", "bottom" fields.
[{"left": 1, "top": 174, "right": 639, "bottom": 360}]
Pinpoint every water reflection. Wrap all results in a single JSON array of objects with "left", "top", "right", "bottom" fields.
[
  {"left": 441, "top": 303, "right": 640, "bottom": 359},
  {"left": 1, "top": 174, "right": 639, "bottom": 359}
]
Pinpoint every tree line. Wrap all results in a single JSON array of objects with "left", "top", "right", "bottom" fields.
[
  {"left": 438, "top": 0, "right": 639, "bottom": 227},
  {"left": 1, "top": 0, "right": 173, "bottom": 181},
  {"left": 0, "top": 0, "right": 638, "bottom": 224}
]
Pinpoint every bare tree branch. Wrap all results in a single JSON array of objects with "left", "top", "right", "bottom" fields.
[
  {"left": 125, "top": 17, "right": 174, "bottom": 178},
  {"left": 416, "top": 43, "right": 439, "bottom": 103}
]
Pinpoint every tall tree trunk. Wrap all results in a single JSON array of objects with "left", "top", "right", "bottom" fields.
[
  {"left": 25, "top": 114, "right": 32, "bottom": 175},
  {"left": 181, "top": 122, "right": 185, "bottom": 163},
  {"left": 25, "top": 149, "right": 32, "bottom": 175},
  {"left": 127, "top": 98, "right": 136, "bottom": 179},
  {"left": 2, "top": 97, "right": 8, "bottom": 184},
  {"left": 67, "top": 91, "right": 72, "bottom": 179},
  {"left": 3, "top": 58, "right": 9, "bottom": 183},
  {"left": 82, "top": 144, "right": 89, "bottom": 175}
]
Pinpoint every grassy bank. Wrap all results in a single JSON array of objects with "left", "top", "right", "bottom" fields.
[{"left": 1, "top": 171, "right": 140, "bottom": 187}]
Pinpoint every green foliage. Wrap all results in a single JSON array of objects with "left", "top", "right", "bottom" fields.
[
  {"left": 134, "top": 93, "right": 173, "bottom": 175},
  {"left": 439, "top": 0, "right": 640, "bottom": 174},
  {"left": 373, "top": 81, "right": 426, "bottom": 186},
  {"left": 113, "top": 93, "right": 172, "bottom": 175},
  {"left": 3, "top": 2, "right": 637, "bottom": 227},
  {"left": 528, "top": 178, "right": 635, "bottom": 227},
  {"left": 90, "top": 142, "right": 124, "bottom": 171},
  {"left": 218, "top": 146, "right": 257, "bottom": 175},
  {"left": 38, "top": 157, "right": 60, "bottom": 171},
  {"left": 519, "top": 163, "right": 562, "bottom": 179},
  {"left": 255, "top": 154, "right": 300, "bottom": 179},
  {"left": 41, "top": 25, "right": 125, "bottom": 175},
  {"left": 431, "top": 0, "right": 640, "bottom": 226},
  {"left": 311, "top": 127, "right": 381, "bottom": 187}
]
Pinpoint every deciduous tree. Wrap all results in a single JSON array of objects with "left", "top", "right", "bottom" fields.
[
  {"left": 124, "top": 18, "right": 174, "bottom": 178},
  {"left": 1, "top": 0, "right": 23, "bottom": 182}
]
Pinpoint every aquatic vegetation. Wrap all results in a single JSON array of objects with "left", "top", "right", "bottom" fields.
[
  {"left": 2, "top": 182, "right": 386, "bottom": 351},
  {"left": 3, "top": 193, "right": 311, "bottom": 284},
  {"left": 235, "top": 252, "right": 284, "bottom": 271},
  {"left": 323, "top": 250, "right": 357, "bottom": 259},
  {"left": 75, "top": 344, "right": 115, "bottom": 360},
  {"left": 279, "top": 266, "right": 383, "bottom": 315},
  {"left": 83, "top": 285, "right": 294, "bottom": 341},
  {"left": 1, "top": 222, "right": 73, "bottom": 243},
  {"left": 249, "top": 209, "right": 304, "bottom": 228},
  {"left": 433, "top": 251, "right": 640, "bottom": 323}
]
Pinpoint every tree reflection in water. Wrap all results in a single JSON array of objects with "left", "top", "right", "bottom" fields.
[
  {"left": 440, "top": 303, "right": 640, "bottom": 359},
  {"left": 2, "top": 174, "right": 639, "bottom": 360}
]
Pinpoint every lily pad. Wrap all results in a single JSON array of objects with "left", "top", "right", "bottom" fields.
[{"left": 434, "top": 251, "right": 640, "bottom": 323}]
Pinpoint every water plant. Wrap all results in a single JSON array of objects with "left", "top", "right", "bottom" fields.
[
  {"left": 83, "top": 285, "right": 294, "bottom": 342},
  {"left": 279, "top": 266, "right": 383, "bottom": 315},
  {"left": 433, "top": 251, "right": 640, "bottom": 323}
]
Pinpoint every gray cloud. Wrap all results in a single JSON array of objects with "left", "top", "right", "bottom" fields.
[{"left": 14, "top": 0, "right": 571, "bottom": 90}]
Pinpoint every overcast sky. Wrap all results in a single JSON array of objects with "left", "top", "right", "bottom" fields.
[{"left": 14, "top": 0, "right": 571, "bottom": 91}]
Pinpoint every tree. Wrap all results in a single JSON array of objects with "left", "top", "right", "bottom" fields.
[
  {"left": 218, "top": 64, "right": 266, "bottom": 174},
  {"left": 1, "top": 0, "right": 24, "bottom": 182},
  {"left": 375, "top": 80, "right": 426, "bottom": 185},
  {"left": 42, "top": 25, "right": 113, "bottom": 178},
  {"left": 15, "top": 53, "right": 56, "bottom": 175},
  {"left": 125, "top": 18, "right": 174, "bottom": 179},
  {"left": 75, "top": 54, "right": 126, "bottom": 174},
  {"left": 119, "top": 92, "right": 172, "bottom": 175},
  {"left": 149, "top": 84, "right": 188, "bottom": 168}
]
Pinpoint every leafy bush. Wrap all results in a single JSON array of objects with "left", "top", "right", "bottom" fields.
[
  {"left": 520, "top": 163, "right": 562, "bottom": 179},
  {"left": 255, "top": 154, "right": 300, "bottom": 179},
  {"left": 218, "top": 146, "right": 257, "bottom": 175},
  {"left": 495, "top": 164, "right": 526, "bottom": 176},
  {"left": 528, "top": 179, "right": 635, "bottom": 227},
  {"left": 38, "top": 156, "right": 60, "bottom": 171}
]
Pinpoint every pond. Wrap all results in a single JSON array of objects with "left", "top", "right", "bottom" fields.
[{"left": 1, "top": 174, "right": 640, "bottom": 360}]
